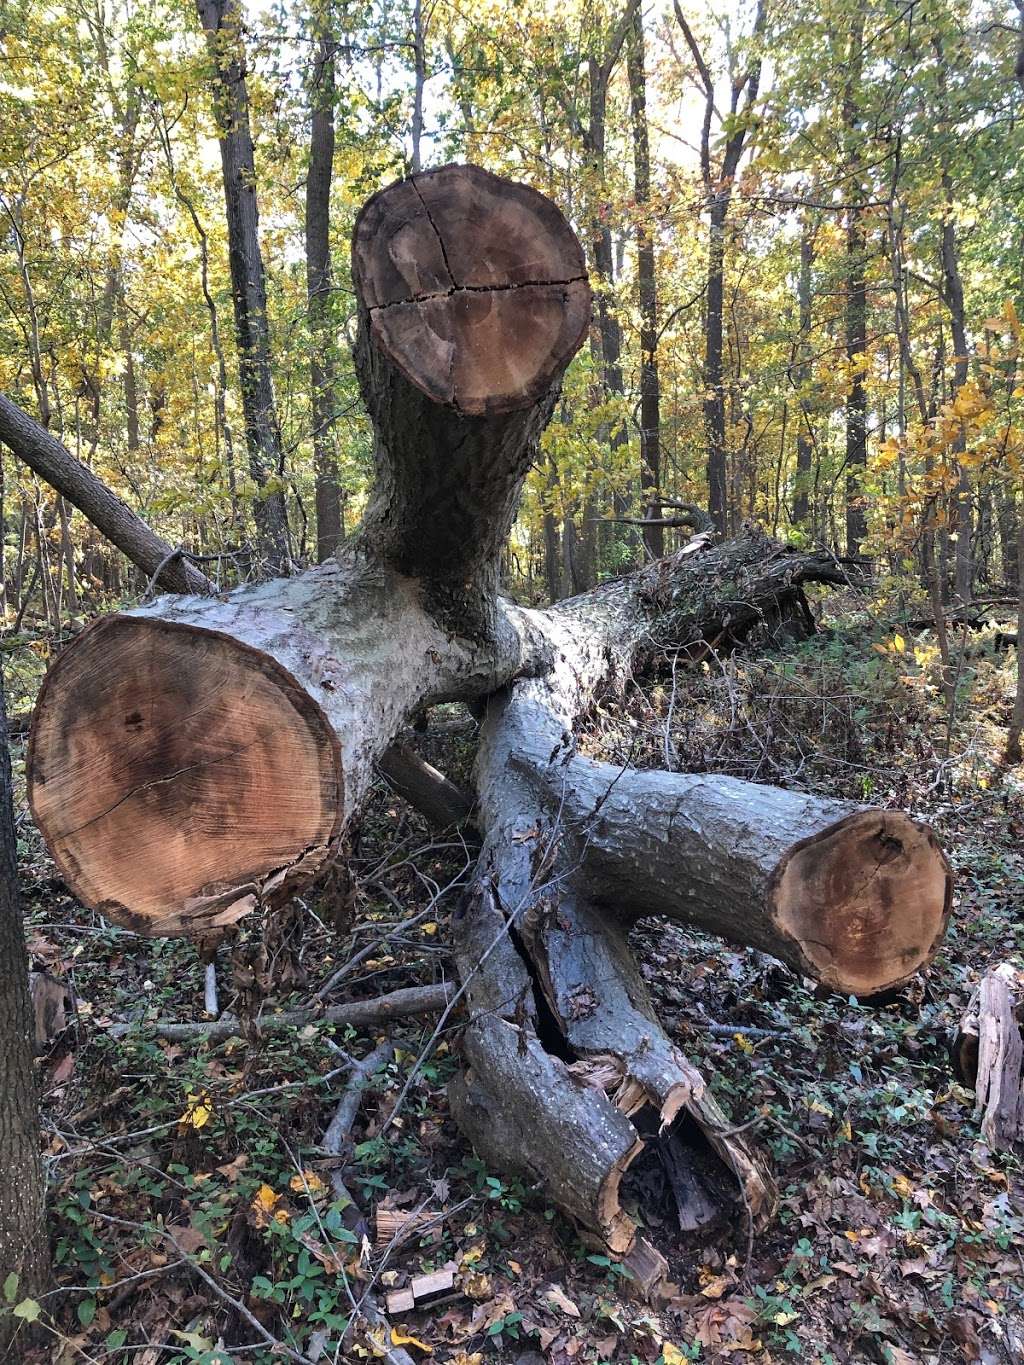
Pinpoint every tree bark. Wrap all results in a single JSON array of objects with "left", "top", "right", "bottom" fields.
[
  {"left": 0, "top": 671, "right": 48, "bottom": 1350},
  {"left": 197, "top": 0, "right": 291, "bottom": 574},
  {"left": 843, "top": 1, "right": 868, "bottom": 560},
  {"left": 307, "top": 7, "right": 344, "bottom": 560},
  {"left": 627, "top": 4, "right": 662, "bottom": 557}
]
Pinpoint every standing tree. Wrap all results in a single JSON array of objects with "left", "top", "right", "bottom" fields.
[
  {"left": 306, "top": 0, "right": 345, "bottom": 560},
  {"left": 673, "top": 0, "right": 768, "bottom": 534},
  {"left": 627, "top": 0, "right": 663, "bottom": 557},
  {"left": 0, "top": 670, "right": 47, "bottom": 1351},
  {"left": 196, "top": 0, "right": 292, "bottom": 574}
]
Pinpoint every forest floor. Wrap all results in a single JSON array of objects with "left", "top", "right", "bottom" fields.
[{"left": 6, "top": 592, "right": 1024, "bottom": 1365}]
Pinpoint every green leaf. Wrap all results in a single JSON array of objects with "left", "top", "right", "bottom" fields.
[
  {"left": 106, "top": 1330, "right": 128, "bottom": 1348},
  {"left": 13, "top": 1298, "right": 41, "bottom": 1322},
  {"left": 2, "top": 1273, "right": 18, "bottom": 1304},
  {"left": 78, "top": 1297, "right": 96, "bottom": 1327}
]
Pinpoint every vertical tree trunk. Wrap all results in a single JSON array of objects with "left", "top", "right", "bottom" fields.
[
  {"left": 793, "top": 219, "right": 815, "bottom": 529},
  {"left": 627, "top": 4, "right": 662, "bottom": 558},
  {"left": 843, "top": 0, "right": 868, "bottom": 560},
  {"left": 939, "top": 165, "right": 973, "bottom": 606},
  {"left": 197, "top": 0, "right": 291, "bottom": 574},
  {"left": 411, "top": 0, "right": 425, "bottom": 172},
  {"left": 673, "top": 0, "right": 766, "bottom": 534},
  {"left": 0, "top": 673, "right": 47, "bottom": 1350},
  {"left": 706, "top": 195, "right": 729, "bottom": 534},
  {"left": 587, "top": 61, "right": 630, "bottom": 510},
  {"left": 844, "top": 205, "right": 868, "bottom": 557},
  {"left": 306, "top": 8, "right": 344, "bottom": 561}
]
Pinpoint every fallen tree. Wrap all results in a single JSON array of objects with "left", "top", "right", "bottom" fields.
[{"left": 20, "top": 163, "right": 952, "bottom": 1290}]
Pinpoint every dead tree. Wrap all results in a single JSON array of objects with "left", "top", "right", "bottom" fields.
[{"left": 25, "top": 165, "right": 952, "bottom": 1288}]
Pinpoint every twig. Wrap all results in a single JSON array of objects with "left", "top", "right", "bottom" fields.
[{"left": 144, "top": 982, "right": 453, "bottom": 1043}]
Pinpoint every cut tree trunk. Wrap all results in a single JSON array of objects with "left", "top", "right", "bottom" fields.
[
  {"left": 23, "top": 165, "right": 954, "bottom": 1295},
  {"left": 352, "top": 164, "right": 589, "bottom": 621},
  {"left": 28, "top": 165, "right": 589, "bottom": 936}
]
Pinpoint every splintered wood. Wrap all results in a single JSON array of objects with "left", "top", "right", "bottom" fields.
[
  {"left": 955, "top": 963, "right": 1024, "bottom": 1149},
  {"left": 385, "top": 1267, "right": 457, "bottom": 1315}
]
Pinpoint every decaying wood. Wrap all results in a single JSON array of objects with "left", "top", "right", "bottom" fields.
[
  {"left": 23, "top": 164, "right": 956, "bottom": 1292},
  {"left": 953, "top": 964, "right": 1024, "bottom": 1148},
  {"left": 373, "top": 1206, "right": 441, "bottom": 1251}
]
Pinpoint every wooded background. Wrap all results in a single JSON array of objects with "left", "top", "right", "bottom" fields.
[{"left": 2, "top": 0, "right": 1021, "bottom": 636}]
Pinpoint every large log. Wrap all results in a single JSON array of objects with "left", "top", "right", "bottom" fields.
[
  {"left": 532, "top": 760, "right": 950, "bottom": 999},
  {"left": 27, "top": 165, "right": 587, "bottom": 937},
  {"left": 23, "top": 165, "right": 955, "bottom": 1295}
]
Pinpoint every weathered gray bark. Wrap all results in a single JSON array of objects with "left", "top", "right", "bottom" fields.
[
  {"left": 0, "top": 673, "right": 48, "bottom": 1351},
  {"left": 28, "top": 561, "right": 539, "bottom": 936}
]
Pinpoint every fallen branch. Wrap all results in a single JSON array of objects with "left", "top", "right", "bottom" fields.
[
  {"left": 320, "top": 1042, "right": 416, "bottom": 1365},
  {"left": 377, "top": 742, "right": 475, "bottom": 829},
  {"left": 0, "top": 393, "right": 215, "bottom": 597},
  {"left": 145, "top": 982, "right": 453, "bottom": 1043}
]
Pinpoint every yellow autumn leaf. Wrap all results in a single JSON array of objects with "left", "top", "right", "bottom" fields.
[
  {"left": 662, "top": 1345, "right": 688, "bottom": 1365},
  {"left": 892, "top": 1174, "right": 914, "bottom": 1199},
  {"left": 180, "top": 1094, "right": 213, "bottom": 1129},
  {"left": 699, "top": 1274, "right": 731, "bottom": 1299},
  {"left": 289, "top": 1170, "right": 327, "bottom": 1196},
  {"left": 892, "top": 633, "right": 906, "bottom": 653},
  {"left": 391, "top": 1327, "right": 432, "bottom": 1353},
  {"left": 733, "top": 1032, "right": 754, "bottom": 1053},
  {"left": 421, "top": 922, "right": 438, "bottom": 935},
  {"left": 254, "top": 1183, "right": 278, "bottom": 1213}
]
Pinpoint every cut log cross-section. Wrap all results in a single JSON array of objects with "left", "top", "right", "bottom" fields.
[
  {"left": 21, "top": 163, "right": 955, "bottom": 1295},
  {"left": 28, "top": 164, "right": 586, "bottom": 937},
  {"left": 353, "top": 164, "right": 590, "bottom": 611}
]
